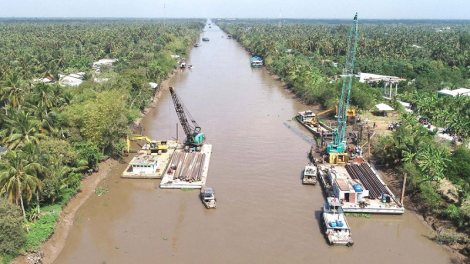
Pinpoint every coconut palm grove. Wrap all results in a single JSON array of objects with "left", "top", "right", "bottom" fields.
[{"left": 0, "top": 18, "right": 470, "bottom": 262}]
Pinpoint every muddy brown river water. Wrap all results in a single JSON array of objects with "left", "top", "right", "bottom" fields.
[{"left": 53, "top": 23, "right": 453, "bottom": 264}]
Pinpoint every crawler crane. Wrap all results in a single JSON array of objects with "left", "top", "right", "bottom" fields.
[
  {"left": 326, "top": 13, "right": 359, "bottom": 164},
  {"left": 169, "top": 87, "right": 206, "bottom": 149}
]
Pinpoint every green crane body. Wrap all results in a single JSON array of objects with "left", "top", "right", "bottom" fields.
[{"left": 327, "top": 13, "right": 359, "bottom": 154}]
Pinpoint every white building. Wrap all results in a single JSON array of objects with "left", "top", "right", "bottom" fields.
[
  {"left": 92, "top": 59, "right": 118, "bottom": 72},
  {"left": 149, "top": 82, "right": 158, "bottom": 89},
  {"left": 59, "top": 72, "right": 85, "bottom": 87},
  {"left": 437, "top": 88, "right": 470, "bottom": 98}
]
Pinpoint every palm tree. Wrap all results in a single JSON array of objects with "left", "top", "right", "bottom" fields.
[
  {"left": 0, "top": 151, "right": 43, "bottom": 227},
  {"left": 1, "top": 107, "right": 45, "bottom": 149},
  {"left": 1, "top": 73, "right": 25, "bottom": 109}
]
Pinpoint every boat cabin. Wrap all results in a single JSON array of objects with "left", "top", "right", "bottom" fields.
[
  {"left": 297, "top": 110, "right": 316, "bottom": 122},
  {"left": 250, "top": 56, "right": 263, "bottom": 67},
  {"left": 331, "top": 177, "right": 369, "bottom": 204},
  {"left": 126, "top": 155, "right": 159, "bottom": 175},
  {"left": 201, "top": 187, "right": 217, "bottom": 209}
]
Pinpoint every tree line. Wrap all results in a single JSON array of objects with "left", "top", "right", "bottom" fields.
[{"left": 0, "top": 19, "right": 203, "bottom": 259}]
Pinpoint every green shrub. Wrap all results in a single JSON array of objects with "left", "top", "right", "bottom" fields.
[
  {"left": 419, "top": 183, "right": 442, "bottom": 213},
  {"left": 443, "top": 204, "right": 463, "bottom": 220},
  {"left": 0, "top": 198, "right": 26, "bottom": 256},
  {"left": 24, "top": 213, "right": 59, "bottom": 251}
]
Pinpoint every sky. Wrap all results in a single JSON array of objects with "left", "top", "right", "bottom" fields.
[{"left": 1, "top": 0, "right": 470, "bottom": 19}]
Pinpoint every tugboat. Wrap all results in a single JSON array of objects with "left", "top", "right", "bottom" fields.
[
  {"left": 321, "top": 198, "right": 354, "bottom": 246},
  {"left": 250, "top": 56, "right": 263, "bottom": 67},
  {"left": 200, "top": 187, "right": 217, "bottom": 209},
  {"left": 302, "top": 163, "right": 317, "bottom": 185}
]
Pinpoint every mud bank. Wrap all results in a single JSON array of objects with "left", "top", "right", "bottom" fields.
[{"left": 14, "top": 71, "right": 178, "bottom": 264}]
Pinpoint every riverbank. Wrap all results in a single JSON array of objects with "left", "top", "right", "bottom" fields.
[
  {"left": 376, "top": 166, "right": 468, "bottom": 264},
  {"left": 12, "top": 70, "right": 178, "bottom": 264},
  {"left": 265, "top": 66, "right": 468, "bottom": 264}
]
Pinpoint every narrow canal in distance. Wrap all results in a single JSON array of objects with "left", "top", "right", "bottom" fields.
[{"left": 53, "top": 23, "right": 452, "bottom": 264}]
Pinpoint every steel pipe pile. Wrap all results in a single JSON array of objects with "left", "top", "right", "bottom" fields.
[
  {"left": 345, "top": 164, "right": 379, "bottom": 199},
  {"left": 168, "top": 152, "right": 206, "bottom": 183},
  {"left": 359, "top": 163, "right": 402, "bottom": 206}
]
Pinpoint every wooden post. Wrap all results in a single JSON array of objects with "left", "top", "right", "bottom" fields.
[
  {"left": 367, "top": 127, "right": 371, "bottom": 162},
  {"left": 401, "top": 173, "right": 407, "bottom": 204},
  {"left": 360, "top": 124, "right": 363, "bottom": 142}
]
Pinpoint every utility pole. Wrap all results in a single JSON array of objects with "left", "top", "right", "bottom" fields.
[{"left": 163, "top": 4, "right": 166, "bottom": 28}]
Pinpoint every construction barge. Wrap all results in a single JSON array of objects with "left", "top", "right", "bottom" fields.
[
  {"left": 296, "top": 110, "right": 333, "bottom": 137},
  {"left": 316, "top": 161, "right": 404, "bottom": 214},
  {"left": 160, "top": 143, "right": 212, "bottom": 189},
  {"left": 122, "top": 140, "right": 178, "bottom": 179}
]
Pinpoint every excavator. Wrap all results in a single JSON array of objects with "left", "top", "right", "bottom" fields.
[
  {"left": 127, "top": 135, "right": 168, "bottom": 154},
  {"left": 305, "top": 106, "right": 354, "bottom": 127},
  {"left": 169, "top": 87, "right": 205, "bottom": 149},
  {"left": 305, "top": 106, "right": 337, "bottom": 127}
]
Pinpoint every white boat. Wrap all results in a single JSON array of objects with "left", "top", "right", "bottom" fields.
[
  {"left": 200, "top": 187, "right": 217, "bottom": 209},
  {"left": 302, "top": 163, "right": 317, "bottom": 185},
  {"left": 321, "top": 198, "right": 354, "bottom": 246}
]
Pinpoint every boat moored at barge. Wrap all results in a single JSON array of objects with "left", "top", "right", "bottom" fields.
[
  {"left": 302, "top": 163, "right": 317, "bottom": 185},
  {"left": 321, "top": 199, "right": 354, "bottom": 246}
]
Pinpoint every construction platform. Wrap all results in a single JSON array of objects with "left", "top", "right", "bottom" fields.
[
  {"left": 159, "top": 144, "right": 212, "bottom": 189},
  {"left": 317, "top": 162, "right": 404, "bottom": 214},
  {"left": 296, "top": 115, "right": 332, "bottom": 137},
  {"left": 122, "top": 140, "right": 178, "bottom": 179}
]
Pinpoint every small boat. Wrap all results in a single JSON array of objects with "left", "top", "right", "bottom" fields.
[
  {"left": 227, "top": 34, "right": 232, "bottom": 39},
  {"left": 200, "top": 187, "right": 217, "bottom": 209},
  {"left": 194, "top": 43, "right": 201, "bottom": 47},
  {"left": 250, "top": 56, "right": 263, "bottom": 67},
  {"left": 202, "top": 37, "right": 210, "bottom": 41},
  {"left": 180, "top": 62, "right": 186, "bottom": 68},
  {"left": 302, "top": 163, "right": 317, "bottom": 185},
  {"left": 321, "top": 198, "right": 354, "bottom": 246}
]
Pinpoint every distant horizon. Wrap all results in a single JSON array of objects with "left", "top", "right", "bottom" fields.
[
  {"left": 2, "top": 0, "right": 470, "bottom": 20},
  {"left": 1, "top": 17, "right": 470, "bottom": 21}
]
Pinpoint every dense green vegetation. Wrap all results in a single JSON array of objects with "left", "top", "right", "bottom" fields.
[
  {"left": 0, "top": 19, "right": 203, "bottom": 258},
  {"left": 401, "top": 92, "right": 470, "bottom": 138},
  {"left": 219, "top": 20, "right": 470, "bottom": 106},
  {"left": 374, "top": 107, "right": 470, "bottom": 241}
]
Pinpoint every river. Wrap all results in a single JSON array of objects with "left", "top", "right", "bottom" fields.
[{"left": 53, "top": 23, "right": 453, "bottom": 264}]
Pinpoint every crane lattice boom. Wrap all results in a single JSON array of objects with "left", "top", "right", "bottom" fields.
[
  {"left": 327, "top": 13, "right": 358, "bottom": 154},
  {"left": 169, "top": 87, "right": 205, "bottom": 146}
]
